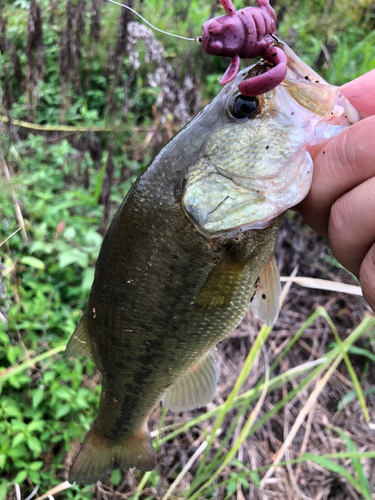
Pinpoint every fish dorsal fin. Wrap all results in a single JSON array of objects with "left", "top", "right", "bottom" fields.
[
  {"left": 251, "top": 254, "right": 281, "bottom": 327},
  {"left": 163, "top": 351, "right": 217, "bottom": 411},
  {"left": 197, "top": 250, "right": 250, "bottom": 309},
  {"left": 64, "top": 312, "right": 93, "bottom": 359}
]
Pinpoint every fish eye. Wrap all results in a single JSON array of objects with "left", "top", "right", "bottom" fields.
[{"left": 230, "top": 95, "right": 259, "bottom": 120}]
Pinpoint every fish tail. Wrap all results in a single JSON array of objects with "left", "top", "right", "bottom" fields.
[{"left": 68, "top": 422, "right": 156, "bottom": 485}]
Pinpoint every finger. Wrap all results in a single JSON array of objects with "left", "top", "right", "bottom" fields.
[
  {"left": 328, "top": 176, "right": 375, "bottom": 277},
  {"left": 340, "top": 69, "right": 375, "bottom": 119},
  {"left": 359, "top": 243, "right": 375, "bottom": 313},
  {"left": 298, "top": 115, "right": 375, "bottom": 236}
]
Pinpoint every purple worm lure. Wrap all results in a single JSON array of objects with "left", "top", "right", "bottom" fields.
[{"left": 199, "top": 0, "right": 287, "bottom": 96}]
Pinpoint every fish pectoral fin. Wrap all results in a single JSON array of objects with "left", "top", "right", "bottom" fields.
[
  {"left": 197, "top": 251, "right": 250, "bottom": 309},
  {"left": 250, "top": 253, "right": 281, "bottom": 327},
  {"left": 69, "top": 423, "right": 156, "bottom": 486},
  {"left": 63, "top": 312, "right": 93, "bottom": 359},
  {"left": 163, "top": 351, "right": 217, "bottom": 412}
]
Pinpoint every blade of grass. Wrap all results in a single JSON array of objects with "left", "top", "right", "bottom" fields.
[
  {"left": 159, "top": 313, "right": 374, "bottom": 449},
  {"left": 187, "top": 343, "right": 271, "bottom": 500},
  {"left": 162, "top": 438, "right": 210, "bottom": 500},
  {"left": 193, "top": 343, "right": 272, "bottom": 484},
  {"left": 194, "top": 323, "right": 272, "bottom": 479},
  {"left": 0, "top": 227, "right": 21, "bottom": 247},
  {"left": 347, "top": 345, "right": 375, "bottom": 363},
  {"left": 334, "top": 429, "right": 372, "bottom": 499},
  {"left": 260, "top": 347, "right": 343, "bottom": 487},
  {"left": 247, "top": 315, "right": 375, "bottom": 443},
  {"left": 197, "top": 452, "right": 375, "bottom": 499},
  {"left": 280, "top": 276, "right": 362, "bottom": 295},
  {"left": 261, "top": 308, "right": 326, "bottom": 386},
  {"left": 131, "top": 472, "right": 153, "bottom": 500},
  {"left": 320, "top": 308, "right": 370, "bottom": 423},
  {"left": 338, "top": 387, "right": 375, "bottom": 411},
  {"left": 303, "top": 454, "right": 362, "bottom": 494},
  {"left": 259, "top": 312, "right": 375, "bottom": 486},
  {"left": 180, "top": 358, "right": 327, "bottom": 495},
  {"left": 279, "top": 264, "right": 299, "bottom": 305},
  {"left": 187, "top": 309, "right": 336, "bottom": 488},
  {"left": 0, "top": 344, "right": 66, "bottom": 385},
  {"left": 156, "top": 356, "right": 327, "bottom": 464},
  {"left": 176, "top": 305, "right": 324, "bottom": 483}
]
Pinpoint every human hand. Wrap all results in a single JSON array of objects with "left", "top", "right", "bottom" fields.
[{"left": 297, "top": 69, "right": 375, "bottom": 312}]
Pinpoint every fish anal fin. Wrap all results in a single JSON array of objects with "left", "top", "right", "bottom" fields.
[
  {"left": 64, "top": 312, "right": 92, "bottom": 359},
  {"left": 197, "top": 251, "right": 250, "bottom": 309},
  {"left": 251, "top": 253, "right": 281, "bottom": 327},
  {"left": 163, "top": 351, "right": 217, "bottom": 411},
  {"left": 69, "top": 423, "right": 156, "bottom": 485}
]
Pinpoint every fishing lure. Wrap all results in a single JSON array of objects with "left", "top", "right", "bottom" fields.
[
  {"left": 199, "top": 0, "right": 287, "bottom": 96},
  {"left": 108, "top": 0, "right": 287, "bottom": 96}
]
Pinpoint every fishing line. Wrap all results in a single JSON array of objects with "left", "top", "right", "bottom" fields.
[{"left": 107, "top": 0, "right": 196, "bottom": 41}]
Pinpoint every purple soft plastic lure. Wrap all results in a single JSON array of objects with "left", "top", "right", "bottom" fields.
[{"left": 200, "top": 0, "right": 287, "bottom": 96}]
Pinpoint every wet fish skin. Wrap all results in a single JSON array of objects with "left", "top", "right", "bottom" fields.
[
  {"left": 65, "top": 42, "right": 359, "bottom": 485},
  {"left": 69, "top": 160, "right": 282, "bottom": 482}
]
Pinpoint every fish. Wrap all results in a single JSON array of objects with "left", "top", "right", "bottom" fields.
[{"left": 64, "top": 41, "right": 359, "bottom": 485}]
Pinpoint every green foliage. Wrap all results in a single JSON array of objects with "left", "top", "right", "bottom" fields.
[
  {"left": 305, "top": 431, "right": 372, "bottom": 500},
  {"left": 0, "top": 326, "right": 99, "bottom": 497},
  {"left": 277, "top": 0, "right": 375, "bottom": 84},
  {"left": 225, "top": 469, "right": 250, "bottom": 497},
  {"left": 0, "top": 123, "right": 120, "bottom": 499},
  {"left": 336, "top": 429, "right": 372, "bottom": 498}
]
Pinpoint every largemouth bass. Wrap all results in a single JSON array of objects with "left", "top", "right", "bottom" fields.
[{"left": 65, "top": 42, "right": 359, "bottom": 485}]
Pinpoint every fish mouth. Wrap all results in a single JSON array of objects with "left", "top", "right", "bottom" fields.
[
  {"left": 241, "top": 60, "right": 276, "bottom": 82},
  {"left": 182, "top": 41, "right": 358, "bottom": 239}
]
